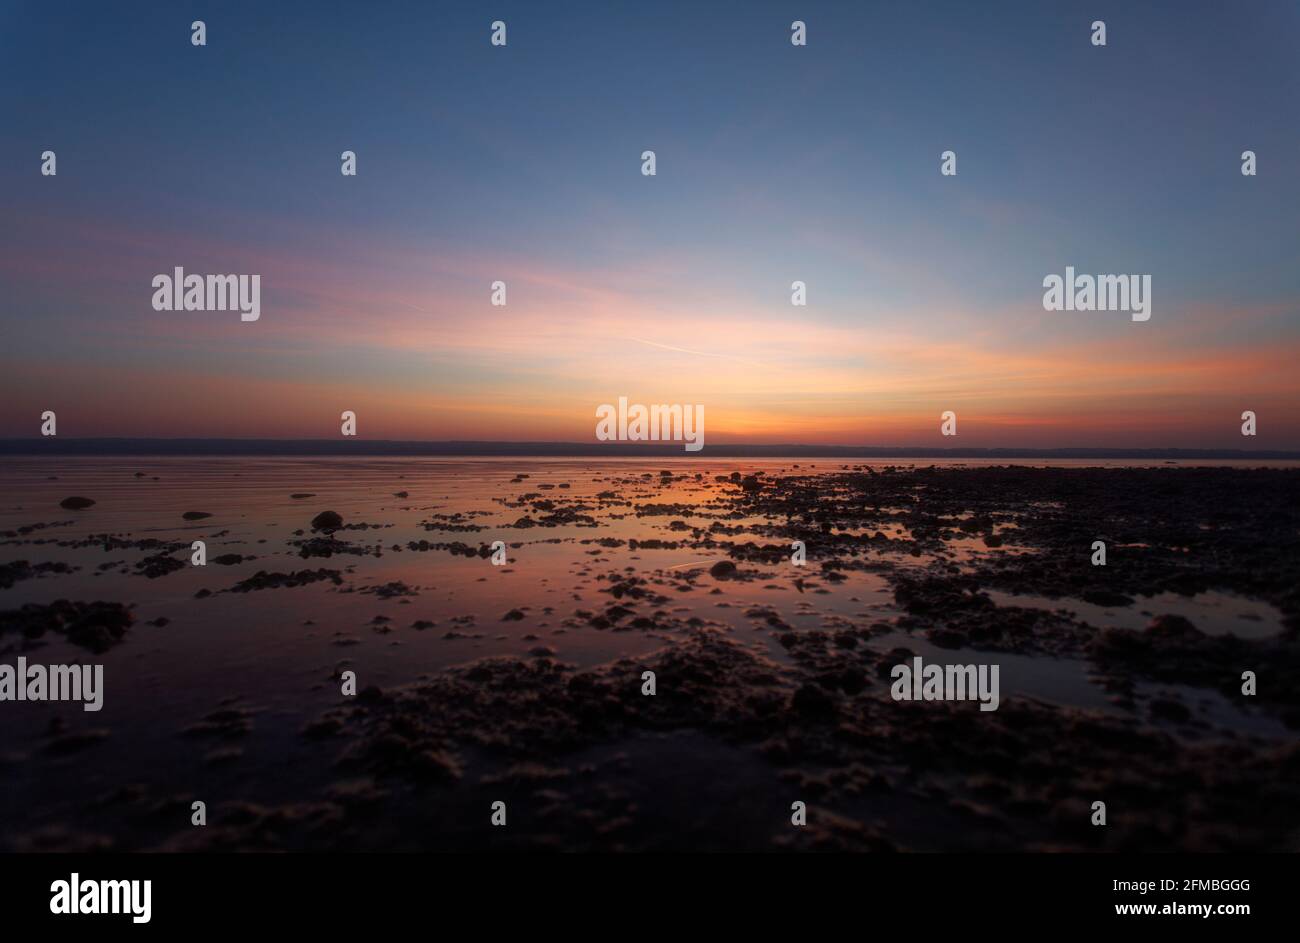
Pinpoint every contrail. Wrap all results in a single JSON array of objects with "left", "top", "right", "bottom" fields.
[{"left": 628, "top": 336, "right": 765, "bottom": 367}]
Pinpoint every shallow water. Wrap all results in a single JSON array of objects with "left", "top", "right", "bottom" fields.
[
  {"left": 2, "top": 457, "right": 1296, "bottom": 851},
  {"left": 985, "top": 588, "right": 1286, "bottom": 640},
  {"left": 1, "top": 455, "right": 1291, "bottom": 731}
]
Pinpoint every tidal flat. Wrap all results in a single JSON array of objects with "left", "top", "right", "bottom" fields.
[{"left": 1, "top": 457, "right": 1297, "bottom": 851}]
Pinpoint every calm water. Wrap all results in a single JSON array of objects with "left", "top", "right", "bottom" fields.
[{"left": 1, "top": 457, "right": 1294, "bottom": 850}]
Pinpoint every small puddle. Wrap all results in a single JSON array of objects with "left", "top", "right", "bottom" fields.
[{"left": 986, "top": 589, "right": 1285, "bottom": 640}]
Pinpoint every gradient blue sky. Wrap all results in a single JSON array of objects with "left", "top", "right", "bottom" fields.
[{"left": 2, "top": 0, "right": 1298, "bottom": 446}]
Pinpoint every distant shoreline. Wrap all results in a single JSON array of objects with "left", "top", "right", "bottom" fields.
[{"left": 3, "top": 439, "right": 1299, "bottom": 460}]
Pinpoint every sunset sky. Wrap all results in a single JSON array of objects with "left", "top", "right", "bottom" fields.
[{"left": 2, "top": 0, "right": 1298, "bottom": 448}]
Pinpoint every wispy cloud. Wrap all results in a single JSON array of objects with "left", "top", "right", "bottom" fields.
[{"left": 627, "top": 336, "right": 766, "bottom": 367}]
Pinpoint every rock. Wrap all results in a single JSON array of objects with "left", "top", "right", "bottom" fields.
[
  {"left": 227, "top": 569, "right": 343, "bottom": 593},
  {"left": 502, "top": 609, "right": 525, "bottom": 621},
  {"left": 0, "top": 560, "right": 72, "bottom": 590},
  {"left": 791, "top": 682, "right": 838, "bottom": 719},
  {"left": 135, "top": 553, "right": 185, "bottom": 578},
  {"left": 59, "top": 497, "right": 95, "bottom": 510},
  {"left": 360, "top": 581, "right": 418, "bottom": 599},
  {"left": 0, "top": 600, "right": 133, "bottom": 652},
  {"left": 290, "top": 493, "right": 316, "bottom": 499},
  {"left": 1081, "top": 589, "right": 1134, "bottom": 608},
  {"left": 311, "top": 510, "right": 344, "bottom": 532},
  {"left": 1145, "top": 614, "right": 1202, "bottom": 640},
  {"left": 295, "top": 536, "right": 358, "bottom": 559},
  {"left": 182, "top": 511, "right": 212, "bottom": 521},
  {"left": 709, "top": 560, "right": 738, "bottom": 579},
  {"left": 839, "top": 667, "right": 868, "bottom": 694}
]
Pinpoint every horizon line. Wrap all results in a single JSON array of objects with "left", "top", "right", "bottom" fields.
[{"left": 3, "top": 438, "right": 1299, "bottom": 460}]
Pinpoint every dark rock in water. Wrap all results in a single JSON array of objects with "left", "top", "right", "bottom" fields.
[
  {"left": 791, "top": 682, "right": 837, "bottom": 720},
  {"left": 502, "top": 608, "right": 526, "bottom": 621},
  {"left": 838, "top": 667, "right": 869, "bottom": 694},
  {"left": 290, "top": 493, "right": 316, "bottom": 499},
  {"left": 311, "top": 510, "right": 344, "bottom": 532},
  {"left": 1146, "top": 614, "right": 1202, "bottom": 639},
  {"left": 135, "top": 552, "right": 185, "bottom": 579},
  {"left": 182, "top": 511, "right": 212, "bottom": 521},
  {"left": 0, "top": 600, "right": 133, "bottom": 652},
  {"left": 1081, "top": 589, "right": 1134, "bottom": 608},
  {"left": 212, "top": 554, "right": 245, "bottom": 566},
  {"left": 295, "top": 536, "right": 360, "bottom": 559},
  {"left": 360, "top": 581, "right": 418, "bottom": 599},
  {"left": 301, "top": 717, "right": 342, "bottom": 739},
  {"left": 0, "top": 560, "right": 73, "bottom": 590},
  {"left": 982, "top": 534, "right": 1003, "bottom": 548},
  {"left": 878, "top": 648, "right": 913, "bottom": 678},
  {"left": 740, "top": 476, "right": 762, "bottom": 492},
  {"left": 393, "top": 491, "right": 409, "bottom": 498},
  {"left": 227, "top": 569, "right": 343, "bottom": 593},
  {"left": 709, "top": 560, "right": 737, "bottom": 579},
  {"left": 59, "top": 496, "right": 95, "bottom": 510}
]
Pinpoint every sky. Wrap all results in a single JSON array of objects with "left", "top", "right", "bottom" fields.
[{"left": 2, "top": 0, "right": 1298, "bottom": 449}]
